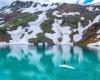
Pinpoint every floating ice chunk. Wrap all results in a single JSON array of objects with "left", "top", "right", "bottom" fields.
[{"left": 59, "top": 64, "right": 76, "bottom": 69}]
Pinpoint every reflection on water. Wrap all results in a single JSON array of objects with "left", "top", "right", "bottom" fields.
[{"left": 0, "top": 45, "right": 100, "bottom": 80}]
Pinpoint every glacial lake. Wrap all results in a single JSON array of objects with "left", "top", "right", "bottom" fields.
[{"left": 0, "top": 45, "right": 100, "bottom": 80}]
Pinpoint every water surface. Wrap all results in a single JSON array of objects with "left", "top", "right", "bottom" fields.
[{"left": 0, "top": 45, "right": 100, "bottom": 80}]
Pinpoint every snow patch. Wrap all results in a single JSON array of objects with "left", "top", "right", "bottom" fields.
[
  {"left": 53, "top": 11, "right": 80, "bottom": 17},
  {"left": 7, "top": 12, "right": 47, "bottom": 44},
  {"left": 45, "top": 19, "right": 72, "bottom": 45},
  {"left": 93, "top": 15, "right": 100, "bottom": 23},
  {"left": 87, "top": 41, "right": 100, "bottom": 49},
  {"left": 22, "top": 3, "right": 57, "bottom": 13}
]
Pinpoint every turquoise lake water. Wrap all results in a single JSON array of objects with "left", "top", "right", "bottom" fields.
[{"left": 0, "top": 45, "right": 100, "bottom": 80}]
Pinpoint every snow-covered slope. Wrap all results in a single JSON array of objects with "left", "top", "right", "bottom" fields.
[{"left": 0, "top": 1, "right": 100, "bottom": 47}]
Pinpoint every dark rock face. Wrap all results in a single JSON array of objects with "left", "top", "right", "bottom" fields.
[
  {"left": 28, "top": 31, "right": 33, "bottom": 34},
  {"left": 45, "top": 38, "right": 55, "bottom": 45},
  {"left": 61, "top": 15, "right": 80, "bottom": 28},
  {"left": 58, "top": 37, "right": 62, "bottom": 43},
  {"left": 20, "top": 34, "right": 25, "bottom": 39},
  {"left": 34, "top": 11, "right": 43, "bottom": 15},
  {"left": 10, "top": 1, "right": 33, "bottom": 11},
  {"left": 57, "top": 3, "right": 89, "bottom": 13},
  {"left": 41, "top": 4, "right": 48, "bottom": 7},
  {"left": 28, "top": 33, "right": 54, "bottom": 45},
  {"left": 76, "top": 22, "right": 100, "bottom": 46},
  {"left": 28, "top": 38, "right": 54, "bottom": 45},
  {"left": 28, "top": 38, "right": 37, "bottom": 45},
  {"left": 0, "top": 29, "right": 12, "bottom": 42},
  {"left": 83, "top": 23, "right": 100, "bottom": 35},
  {"left": 4, "top": 11, "right": 21, "bottom": 22}
]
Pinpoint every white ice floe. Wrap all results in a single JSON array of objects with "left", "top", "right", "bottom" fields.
[{"left": 59, "top": 64, "right": 75, "bottom": 69}]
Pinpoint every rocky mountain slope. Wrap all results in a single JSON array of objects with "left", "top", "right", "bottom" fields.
[{"left": 0, "top": 1, "right": 100, "bottom": 46}]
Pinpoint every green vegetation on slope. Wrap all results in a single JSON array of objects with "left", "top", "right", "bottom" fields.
[
  {"left": 0, "top": 28, "right": 7, "bottom": 34},
  {"left": 40, "top": 15, "right": 55, "bottom": 33},
  {"left": 28, "top": 33, "right": 54, "bottom": 45},
  {"left": 3, "top": 12, "right": 38, "bottom": 30},
  {"left": 60, "top": 15, "right": 80, "bottom": 28}
]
